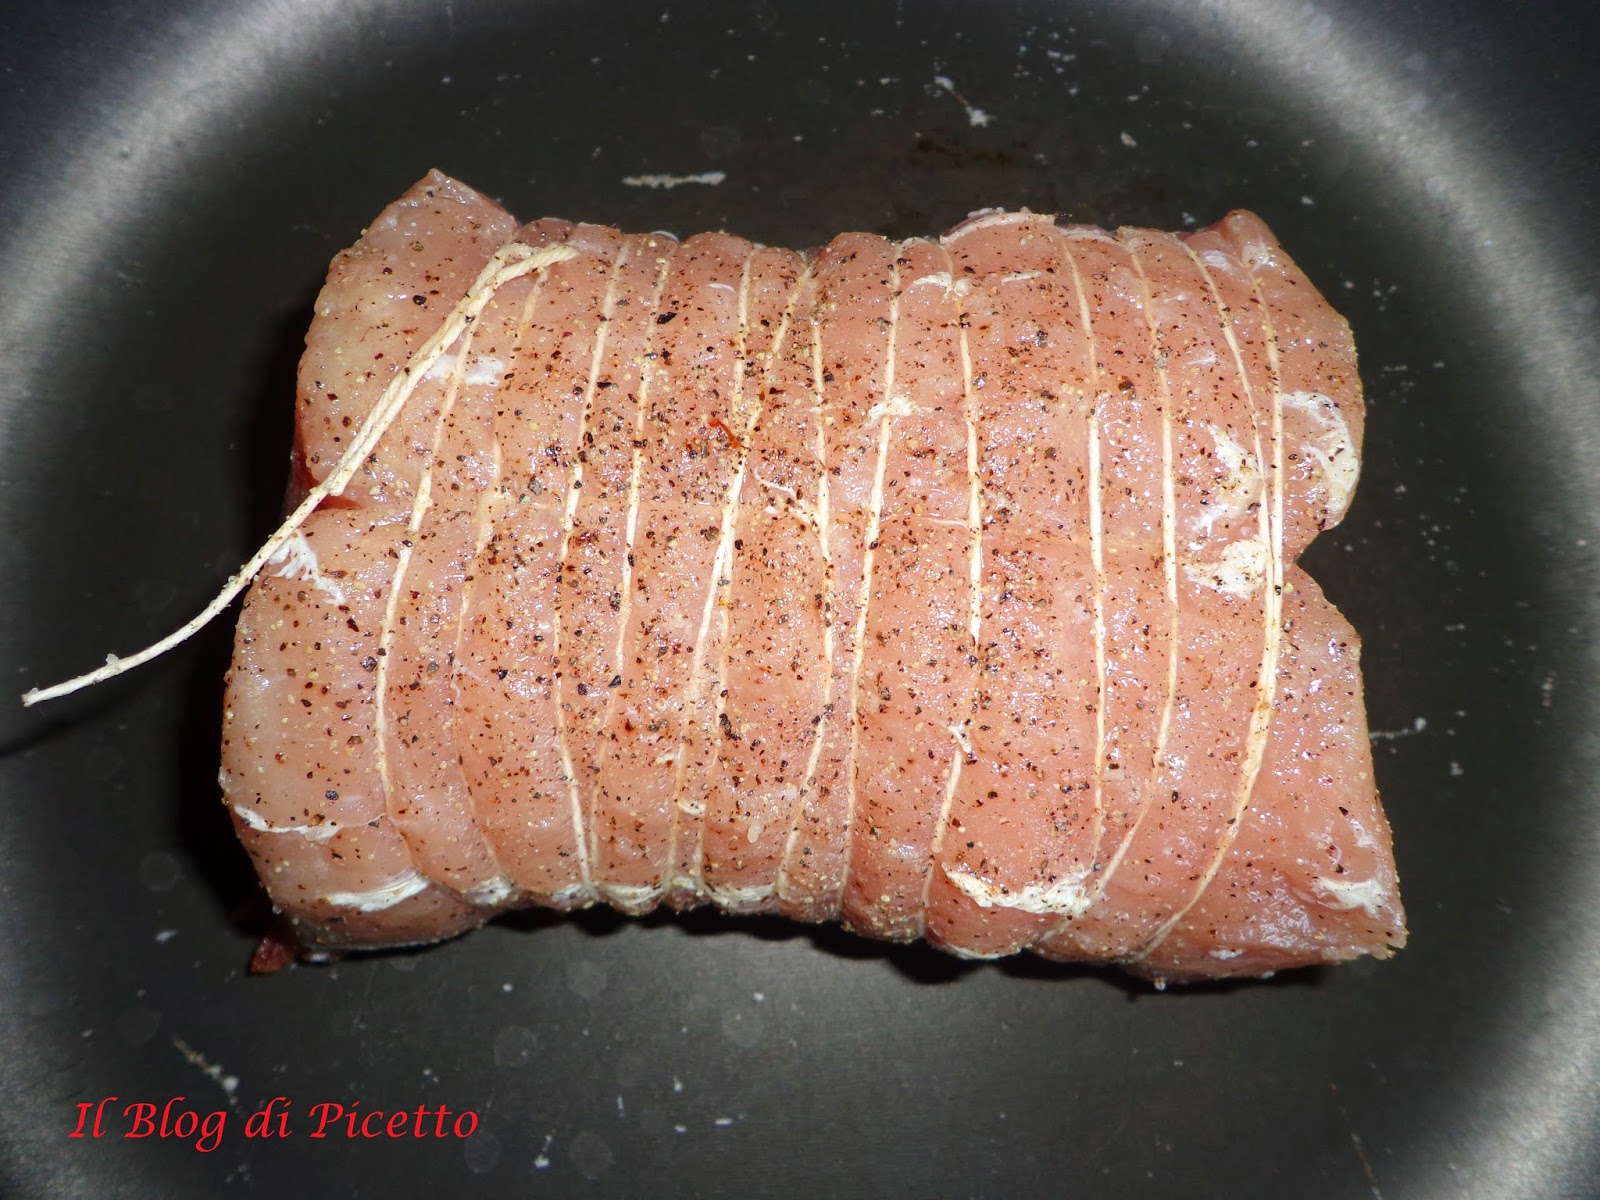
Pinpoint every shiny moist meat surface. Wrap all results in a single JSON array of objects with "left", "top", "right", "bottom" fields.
[{"left": 220, "top": 171, "right": 1404, "bottom": 982}]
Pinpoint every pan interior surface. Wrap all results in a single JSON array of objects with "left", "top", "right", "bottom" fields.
[{"left": 1, "top": 2, "right": 1596, "bottom": 1196}]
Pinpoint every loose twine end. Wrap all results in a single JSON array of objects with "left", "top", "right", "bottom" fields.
[{"left": 21, "top": 239, "right": 578, "bottom": 708}]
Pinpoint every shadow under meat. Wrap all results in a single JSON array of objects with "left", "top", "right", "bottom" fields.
[
  {"left": 170, "top": 297, "right": 312, "bottom": 945},
  {"left": 494, "top": 898, "right": 1324, "bottom": 996}
]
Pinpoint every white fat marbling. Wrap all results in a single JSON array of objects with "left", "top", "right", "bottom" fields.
[
  {"left": 943, "top": 866, "right": 1094, "bottom": 918},
  {"left": 1184, "top": 537, "right": 1268, "bottom": 599},
  {"left": 325, "top": 869, "right": 430, "bottom": 912},
  {"left": 1282, "top": 391, "right": 1359, "bottom": 518},
  {"left": 231, "top": 803, "right": 341, "bottom": 841},
  {"left": 1312, "top": 875, "right": 1390, "bottom": 919},
  {"left": 266, "top": 529, "right": 346, "bottom": 605}
]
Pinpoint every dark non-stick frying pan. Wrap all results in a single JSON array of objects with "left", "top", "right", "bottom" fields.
[{"left": 3, "top": 2, "right": 1597, "bottom": 1196}]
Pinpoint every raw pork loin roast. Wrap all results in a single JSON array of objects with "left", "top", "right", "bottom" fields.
[{"left": 221, "top": 170, "right": 1405, "bottom": 982}]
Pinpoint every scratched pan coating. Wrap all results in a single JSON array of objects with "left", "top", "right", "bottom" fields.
[{"left": 2, "top": 2, "right": 1597, "bottom": 1197}]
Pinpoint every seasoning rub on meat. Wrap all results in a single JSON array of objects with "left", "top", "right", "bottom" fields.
[{"left": 187, "top": 171, "right": 1401, "bottom": 982}]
